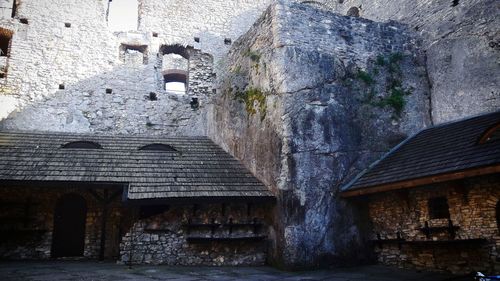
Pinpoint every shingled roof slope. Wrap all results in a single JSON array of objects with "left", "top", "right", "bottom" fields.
[
  {"left": 0, "top": 131, "right": 273, "bottom": 200},
  {"left": 343, "top": 111, "right": 500, "bottom": 195}
]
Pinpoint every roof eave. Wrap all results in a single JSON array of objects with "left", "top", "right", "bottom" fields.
[{"left": 341, "top": 164, "right": 500, "bottom": 198}]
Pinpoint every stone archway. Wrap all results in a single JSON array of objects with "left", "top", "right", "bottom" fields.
[{"left": 51, "top": 194, "right": 87, "bottom": 258}]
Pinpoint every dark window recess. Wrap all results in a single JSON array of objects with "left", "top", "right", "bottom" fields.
[
  {"left": 190, "top": 97, "right": 199, "bottom": 110},
  {"left": 149, "top": 92, "right": 157, "bottom": 101},
  {"left": 212, "top": 89, "right": 217, "bottom": 95},
  {"left": 0, "top": 72, "right": 5, "bottom": 79},
  {"left": 19, "top": 18, "right": 28, "bottom": 24},
  {"left": 346, "top": 7, "right": 360, "bottom": 17},
  {"left": 62, "top": 141, "right": 102, "bottom": 149},
  {"left": 65, "top": 23, "right": 71, "bottom": 28},
  {"left": 139, "top": 143, "right": 177, "bottom": 152},
  {"left": 11, "top": 0, "right": 17, "bottom": 18},
  {"left": 496, "top": 201, "right": 500, "bottom": 232},
  {"left": 0, "top": 30, "right": 12, "bottom": 57},
  {"left": 452, "top": 0, "right": 459, "bottom": 7},
  {"left": 139, "top": 205, "right": 169, "bottom": 219},
  {"left": 224, "top": 38, "right": 232, "bottom": 45},
  {"left": 59, "top": 84, "right": 65, "bottom": 90},
  {"left": 428, "top": 197, "right": 450, "bottom": 219},
  {"left": 105, "top": 88, "right": 113, "bottom": 94},
  {"left": 152, "top": 32, "right": 158, "bottom": 37},
  {"left": 194, "top": 37, "right": 200, "bottom": 43}
]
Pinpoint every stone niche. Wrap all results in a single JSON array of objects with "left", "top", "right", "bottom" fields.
[{"left": 120, "top": 202, "right": 273, "bottom": 266}]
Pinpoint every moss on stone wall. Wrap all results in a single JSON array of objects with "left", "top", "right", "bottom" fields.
[
  {"left": 355, "top": 52, "right": 413, "bottom": 118},
  {"left": 234, "top": 87, "right": 267, "bottom": 121}
]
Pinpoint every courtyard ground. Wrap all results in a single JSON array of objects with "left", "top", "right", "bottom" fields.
[{"left": 0, "top": 261, "right": 471, "bottom": 281}]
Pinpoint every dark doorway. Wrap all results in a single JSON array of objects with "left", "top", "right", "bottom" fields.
[
  {"left": 496, "top": 201, "right": 500, "bottom": 233},
  {"left": 51, "top": 194, "right": 87, "bottom": 258}
]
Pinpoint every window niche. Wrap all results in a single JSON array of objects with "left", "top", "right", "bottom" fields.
[
  {"left": 159, "top": 44, "right": 190, "bottom": 94},
  {"left": 0, "top": 28, "right": 12, "bottom": 78},
  {"left": 428, "top": 197, "right": 450, "bottom": 220},
  {"left": 119, "top": 44, "right": 148, "bottom": 65}
]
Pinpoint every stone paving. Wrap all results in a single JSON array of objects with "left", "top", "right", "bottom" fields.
[{"left": 0, "top": 261, "right": 470, "bottom": 281}]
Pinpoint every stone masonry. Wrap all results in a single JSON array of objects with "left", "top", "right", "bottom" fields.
[
  {"left": 120, "top": 203, "right": 272, "bottom": 266},
  {"left": 367, "top": 174, "right": 500, "bottom": 274},
  {"left": 0, "top": 186, "right": 125, "bottom": 260}
]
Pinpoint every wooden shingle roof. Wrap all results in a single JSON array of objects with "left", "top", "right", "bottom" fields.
[
  {"left": 342, "top": 111, "right": 500, "bottom": 197},
  {"left": 0, "top": 131, "right": 274, "bottom": 201}
]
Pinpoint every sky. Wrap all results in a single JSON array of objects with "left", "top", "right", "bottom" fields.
[{"left": 108, "top": 0, "right": 139, "bottom": 32}]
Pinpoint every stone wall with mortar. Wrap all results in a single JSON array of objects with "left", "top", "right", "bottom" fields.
[
  {"left": 366, "top": 174, "right": 500, "bottom": 274},
  {"left": 137, "top": 0, "right": 272, "bottom": 61},
  {"left": 209, "top": 1, "right": 431, "bottom": 267},
  {"left": 0, "top": 186, "right": 125, "bottom": 260},
  {"left": 0, "top": 0, "right": 215, "bottom": 135},
  {"left": 119, "top": 202, "right": 272, "bottom": 266}
]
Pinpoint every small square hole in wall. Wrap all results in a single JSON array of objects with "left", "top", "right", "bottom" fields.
[
  {"left": 149, "top": 92, "right": 157, "bottom": 101},
  {"left": 224, "top": 38, "right": 232, "bottom": 45},
  {"left": 19, "top": 18, "right": 28, "bottom": 24},
  {"left": 59, "top": 84, "right": 65, "bottom": 90},
  {"left": 190, "top": 97, "right": 199, "bottom": 110},
  {"left": 105, "top": 88, "right": 113, "bottom": 94},
  {"left": 194, "top": 37, "right": 200, "bottom": 43},
  {"left": 212, "top": 89, "right": 217, "bottom": 95},
  {"left": 0, "top": 73, "right": 5, "bottom": 79},
  {"left": 152, "top": 32, "right": 158, "bottom": 37},
  {"left": 65, "top": 23, "right": 71, "bottom": 28},
  {"left": 451, "top": 0, "right": 459, "bottom": 7}
]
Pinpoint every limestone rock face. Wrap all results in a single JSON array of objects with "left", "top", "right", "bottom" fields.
[
  {"left": 326, "top": 0, "right": 500, "bottom": 123},
  {"left": 209, "top": 1, "right": 431, "bottom": 267}
]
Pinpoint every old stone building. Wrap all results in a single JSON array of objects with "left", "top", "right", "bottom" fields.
[
  {"left": 0, "top": 131, "right": 274, "bottom": 265},
  {"left": 0, "top": 0, "right": 497, "bottom": 271},
  {"left": 342, "top": 111, "right": 500, "bottom": 274}
]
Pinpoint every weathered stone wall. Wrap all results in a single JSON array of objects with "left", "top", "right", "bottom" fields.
[
  {"left": 367, "top": 174, "right": 500, "bottom": 274},
  {"left": 0, "top": 0, "right": 215, "bottom": 135},
  {"left": 323, "top": 0, "right": 499, "bottom": 124},
  {"left": 0, "top": 186, "right": 125, "bottom": 260},
  {"left": 120, "top": 202, "right": 272, "bottom": 266},
  {"left": 138, "top": 0, "right": 272, "bottom": 60},
  {"left": 209, "top": 1, "right": 431, "bottom": 267}
]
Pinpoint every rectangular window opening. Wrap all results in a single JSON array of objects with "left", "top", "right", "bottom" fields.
[{"left": 428, "top": 197, "right": 450, "bottom": 219}]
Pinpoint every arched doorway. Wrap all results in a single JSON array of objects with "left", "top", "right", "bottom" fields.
[{"left": 51, "top": 194, "right": 87, "bottom": 258}]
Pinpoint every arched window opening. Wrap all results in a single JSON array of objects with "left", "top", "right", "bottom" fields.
[
  {"left": 139, "top": 143, "right": 177, "bottom": 152},
  {"left": 107, "top": 0, "right": 138, "bottom": 32},
  {"left": 62, "top": 141, "right": 102, "bottom": 149},
  {"left": 159, "top": 46, "right": 190, "bottom": 94},
  {"left": 163, "top": 70, "right": 187, "bottom": 94},
  {"left": 478, "top": 122, "right": 500, "bottom": 144}
]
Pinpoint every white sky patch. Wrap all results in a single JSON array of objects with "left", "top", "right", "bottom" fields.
[
  {"left": 108, "top": 0, "right": 138, "bottom": 32},
  {"left": 165, "top": 82, "right": 186, "bottom": 94}
]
